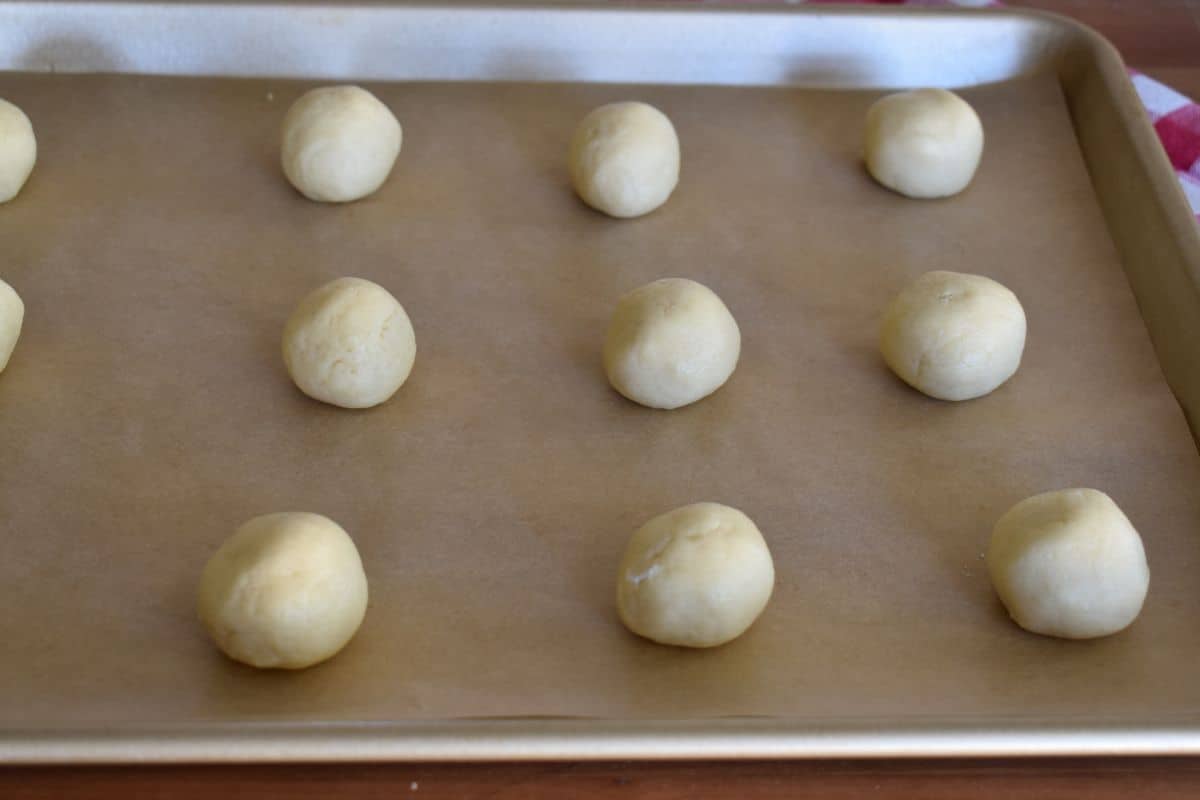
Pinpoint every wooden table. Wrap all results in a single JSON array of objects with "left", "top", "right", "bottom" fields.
[{"left": 5, "top": 1, "right": 1200, "bottom": 796}]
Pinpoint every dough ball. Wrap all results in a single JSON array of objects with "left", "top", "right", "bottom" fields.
[
  {"left": 604, "top": 278, "right": 740, "bottom": 409},
  {"left": 988, "top": 489, "right": 1149, "bottom": 639},
  {"left": 0, "top": 98, "right": 36, "bottom": 203},
  {"left": 568, "top": 101, "right": 680, "bottom": 218},
  {"left": 281, "top": 85, "right": 401, "bottom": 203},
  {"left": 617, "top": 502, "right": 775, "bottom": 648},
  {"left": 864, "top": 88, "right": 983, "bottom": 199},
  {"left": 198, "top": 512, "right": 369, "bottom": 669},
  {"left": 0, "top": 278, "right": 22, "bottom": 375},
  {"left": 879, "top": 270, "right": 1025, "bottom": 401},
  {"left": 282, "top": 277, "right": 416, "bottom": 409}
]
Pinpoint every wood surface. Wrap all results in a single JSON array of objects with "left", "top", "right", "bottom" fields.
[
  {"left": 7, "top": 758, "right": 1200, "bottom": 798},
  {"left": 5, "top": 0, "right": 1200, "bottom": 796}
]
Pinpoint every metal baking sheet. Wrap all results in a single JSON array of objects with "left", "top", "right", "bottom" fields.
[{"left": 1, "top": 3, "right": 1199, "bottom": 762}]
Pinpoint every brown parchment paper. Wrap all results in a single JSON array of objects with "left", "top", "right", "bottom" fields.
[{"left": 2, "top": 72, "right": 1200, "bottom": 729}]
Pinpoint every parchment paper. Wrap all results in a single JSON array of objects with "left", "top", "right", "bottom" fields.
[{"left": 2, "top": 73, "right": 1200, "bottom": 727}]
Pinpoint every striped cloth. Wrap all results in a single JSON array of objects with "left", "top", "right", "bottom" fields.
[{"left": 814, "top": 0, "right": 1200, "bottom": 222}]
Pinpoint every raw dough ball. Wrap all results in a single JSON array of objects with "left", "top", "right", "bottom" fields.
[
  {"left": 617, "top": 502, "right": 775, "bottom": 648},
  {"left": 568, "top": 101, "right": 680, "bottom": 218},
  {"left": 282, "top": 276, "right": 416, "bottom": 409},
  {"left": 864, "top": 88, "right": 983, "bottom": 199},
  {"left": 281, "top": 85, "right": 401, "bottom": 203},
  {"left": 0, "top": 98, "right": 36, "bottom": 203},
  {"left": 198, "top": 512, "right": 369, "bottom": 669},
  {"left": 0, "top": 278, "right": 22, "bottom": 374},
  {"left": 604, "top": 278, "right": 740, "bottom": 409},
  {"left": 879, "top": 270, "right": 1025, "bottom": 401},
  {"left": 988, "top": 489, "right": 1149, "bottom": 639}
]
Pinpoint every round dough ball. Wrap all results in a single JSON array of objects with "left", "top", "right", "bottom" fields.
[
  {"left": 0, "top": 98, "right": 36, "bottom": 203},
  {"left": 879, "top": 270, "right": 1026, "bottom": 401},
  {"left": 617, "top": 502, "right": 775, "bottom": 648},
  {"left": 864, "top": 88, "right": 983, "bottom": 199},
  {"left": 604, "top": 278, "right": 740, "bottom": 409},
  {"left": 0, "top": 278, "right": 23, "bottom": 374},
  {"left": 988, "top": 489, "right": 1149, "bottom": 639},
  {"left": 568, "top": 101, "right": 680, "bottom": 218},
  {"left": 198, "top": 512, "right": 369, "bottom": 669},
  {"left": 282, "top": 276, "right": 416, "bottom": 409},
  {"left": 281, "top": 85, "right": 401, "bottom": 203}
]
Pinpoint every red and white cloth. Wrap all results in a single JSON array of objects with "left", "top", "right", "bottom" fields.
[
  {"left": 812, "top": 0, "right": 1200, "bottom": 222},
  {"left": 1131, "top": 73, "right": 1200, "bottom": 220}
]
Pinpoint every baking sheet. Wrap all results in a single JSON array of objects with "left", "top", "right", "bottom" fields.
[{"left": 1, "top": 70, "right": 1199, "bottom": 738}]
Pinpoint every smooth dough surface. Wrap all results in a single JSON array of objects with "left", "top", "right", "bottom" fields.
[
  {"left": 198, "top": 512, "right": 369, "bottom": 669},
  {"left": 879, "top": 270, "right": 1026, "bottom": 401},
  {"left": 0, "top": 98, "right": 36, "bottom": 203},
  {"left": 864, "top": 88, "right": 983, "bottom": 199},
  {"left": 282, "top": 276, "right": 416, "bottom": 409},
  {"left": 0, "top": 278, "right": 23, "bottom": 374},
  {"left": 617, "top": 502, "right": 775, "bottom": 648},
  {"left": 568, "top": 101, "right": 680, "bottom": 218},
  {"left": 281, "top": 85, "right": 402, "bottom": 203},
  {"left": 604, "top": 278, "right": 740, "bottom": 409},
  {"left": 988, "top": 489, "right": 1149, "bottom": 639}
]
